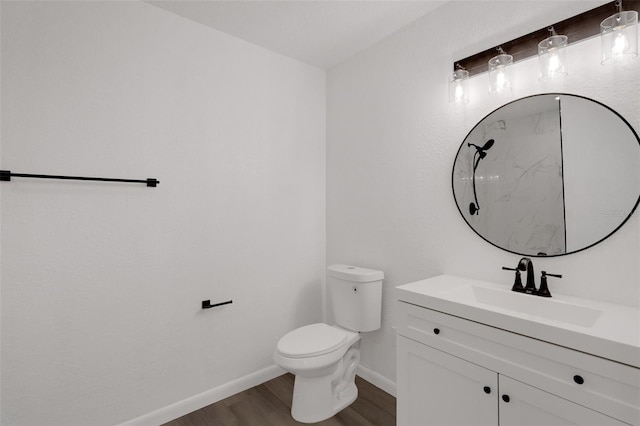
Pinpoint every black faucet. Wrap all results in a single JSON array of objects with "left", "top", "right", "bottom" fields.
[
  {"left": 517, "top": 257, "right": 537, "bottom": 294},
  {"left": 503, "top": 258, "right": 563, "bottom": 297}
]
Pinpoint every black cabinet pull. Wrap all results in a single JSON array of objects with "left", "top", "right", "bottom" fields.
[
  {"left": 483, "top": 386, "right": 491, "bottom": 394},
  {"left": 502, "top": 394, "right": 510, "bottom": 403},
  {"left": 573, "top": 375, "right": 584, "bottom": 385},
  {"left": 433, "top": 328, "right": 440, "bottom": 335}
]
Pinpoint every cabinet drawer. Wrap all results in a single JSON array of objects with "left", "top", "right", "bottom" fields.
[
  {"left": 499, "top": 375, "right": 627, "bottom": 426},
  {"left": 397, "top": 301, "right": 640, "bottom": 425}
]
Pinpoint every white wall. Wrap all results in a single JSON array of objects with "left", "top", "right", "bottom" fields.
[
  {"left": 1, "top": 2, "right": 325, "bottom": 425},
  {"left": 327, "top": 0, "right": 639, "bottom": 388}
]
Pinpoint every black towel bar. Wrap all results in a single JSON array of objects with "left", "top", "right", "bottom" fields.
[{"left": 0, "top": 170, "right": 159, "bottom": 187}]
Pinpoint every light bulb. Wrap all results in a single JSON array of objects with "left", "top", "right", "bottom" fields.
[
  {"left": 454, "top": 83, "right": 464, "bottom": 101},
  {"left": 612, "top": 32, "right": 629, "bottom": 57},
  {"left": 496, "top": 69, "right": 506, "bottom": 91},
  {"left": 488, "top": 51, "right": 513, "bottom": 94},
  {"left": 538, "top": 32, "right": 568, "bottom": 81},
  {"left": 600, "top": 10, "right": 638, "bottom": 65},
  {"left": 548, "top": 53, "right": 560, "bottom": 74},
  {"left": 449, "top": 68, "right": 469, "bottom": 104}
]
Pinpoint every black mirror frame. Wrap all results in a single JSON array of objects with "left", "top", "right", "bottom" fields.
[{"left": 451, "top": 93, "right": 640, "bottom": 257}]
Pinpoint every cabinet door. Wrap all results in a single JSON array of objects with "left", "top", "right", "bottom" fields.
[
  {"left": 499, "top": 375, "right": 627, "bottom": 426},
  {"left": 397, "top": 336, "right": 498, "bottom": 426}
]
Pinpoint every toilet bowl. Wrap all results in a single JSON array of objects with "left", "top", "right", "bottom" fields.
[
  {"left": 274, "top": 323, "right": 361, "bottom": 423},
  {"left": 274, "top": 264, "right": 384, "bottom": 423}
]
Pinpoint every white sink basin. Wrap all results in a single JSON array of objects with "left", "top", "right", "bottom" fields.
[
  {"left": 468, "top": 285, "right": 602, "bottom": 327},
  {"left": 396, "top": 274, "right": 640, "bottom": 368}
]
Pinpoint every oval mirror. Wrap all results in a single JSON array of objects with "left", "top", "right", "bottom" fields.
[{"left": 452, "top": 93, "right": 640, "bottom": 257}]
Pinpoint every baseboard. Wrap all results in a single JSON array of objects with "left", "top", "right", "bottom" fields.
[
  {"left": 119, "top": 364, "right": 286, "bottom": 426},
  {"left": 356, "top": 364, "right": 397, "bottom": 397}
]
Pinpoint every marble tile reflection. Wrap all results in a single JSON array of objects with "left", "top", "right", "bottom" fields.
[{"left": 454, "top": 105, "right": 566, "bottom": 255}]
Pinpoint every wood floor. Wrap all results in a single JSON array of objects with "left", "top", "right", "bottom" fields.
[{"left": 162, "top": 373, "right": 396, "bottom": 426}]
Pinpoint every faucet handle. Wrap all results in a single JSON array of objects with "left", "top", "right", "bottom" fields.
[
  {"left": 502, "top": 266, "right": 525, "bottom": 292},
  {"left": 544, "top": 272, "right": 562, "bottom": 278},
  {"left": 537, "top": 271, "right": 562, "bottom": 298}
]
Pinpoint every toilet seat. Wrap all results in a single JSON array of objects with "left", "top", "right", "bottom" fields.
[{"left": 277, "top": 323, "right": 349, "bottom": 358}]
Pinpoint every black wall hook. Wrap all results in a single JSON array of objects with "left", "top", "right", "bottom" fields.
[{"left": 202, "top": 300, "right": 233, "bottom": 309}]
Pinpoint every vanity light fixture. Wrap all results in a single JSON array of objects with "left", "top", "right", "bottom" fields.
[
  {"left": 600, "top": 1, "right": 638, "bottom": 64},
  {"left": 450, "top": 1, "right": 640, "bottom": 101},
  {"left": 488, "top": 48, "right": 513, "bottom": 94},
  {"left": 538, "top": 27, "right": 568, "bottom": 81},
  {"left": 449, "top": 65, "right": 469, "bottom": 104}
]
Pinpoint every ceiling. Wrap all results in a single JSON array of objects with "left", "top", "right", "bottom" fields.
[{"left": 148, "top": 0, "right": 446, "bottom": 69}]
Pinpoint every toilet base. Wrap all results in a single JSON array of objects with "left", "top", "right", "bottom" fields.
[
  {"left": 291, "top": 376, "right": 358, "bottom": 423},
  {"left": 290, "top": 345, "right": 360, "bottom": 423}
]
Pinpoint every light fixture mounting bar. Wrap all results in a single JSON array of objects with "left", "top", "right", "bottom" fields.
[{"left": 454, "top": 0, "right": 640, "bottom": 77}]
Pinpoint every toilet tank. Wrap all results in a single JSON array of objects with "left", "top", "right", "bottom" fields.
[{"left": 328, "top": 264, "right": 384, "bottom": 332}]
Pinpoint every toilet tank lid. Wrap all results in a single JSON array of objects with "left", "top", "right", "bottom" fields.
[{"left": 328, "top": 264, "right": 384, "bottom": 282}]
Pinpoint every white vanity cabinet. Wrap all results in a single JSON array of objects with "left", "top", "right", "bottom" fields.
[
  {"left": 396, "top": 299, "right": 640, "bottom": 426},
  {"left": 397, "top": 336, "right": 498, "bottom": 426}
]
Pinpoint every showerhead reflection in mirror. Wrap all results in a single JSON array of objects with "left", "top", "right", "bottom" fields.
[{"left": 468, "top": 139, "right": 495, "bottom": 215}]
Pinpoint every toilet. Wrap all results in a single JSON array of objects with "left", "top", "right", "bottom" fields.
[{"left": 274, "top": 264, "right": 384, "bottom": 423}]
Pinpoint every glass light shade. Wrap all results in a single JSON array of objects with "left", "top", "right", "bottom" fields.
[
  {"left": 601, "top": 10, "right": 638, "bottom": 65},
  {"left": 449, "top": 69, "right": 469, "bottom": 104},
  {"left": 488, "top": 53, "right": 513, "bottom": 94},
  {"left": 538, "top": 34, "right": 568, "bottom": 81}
]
